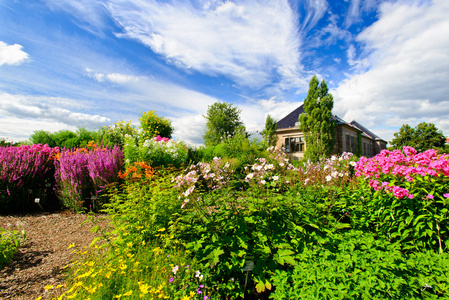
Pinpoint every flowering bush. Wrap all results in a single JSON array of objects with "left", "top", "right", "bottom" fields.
[
  {"left": 100, "top": 120, "right": 137, "bottom": 148},
  {"left": 0, "top": 144, "right": 59, "bottom": 212},
  {"left": 54, "top": 143, "right": 123, "bottom": 211},
  {"left": 124, "top": 135, "right": 189, "bottom": 168},
  {"left": 139, "top": 110, "right": 174, "bottom": 140},
  {"left": 350, "top": 146, "right": 449, "bottom": 252},
  {"left": 243, "top": 146, "right": 298, "bottom": 190},
  {"left": 172, "top": 157, "right": 234, "bottom": 209}
]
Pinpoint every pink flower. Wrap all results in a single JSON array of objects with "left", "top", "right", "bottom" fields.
[
  {"left": 444, "top": 193, "right": 449, "bottom": 198},
  {"left": 427, "top": 194, "right": 434, "bottom": 199}
]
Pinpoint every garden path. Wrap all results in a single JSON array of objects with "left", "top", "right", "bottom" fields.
[{"left": 0, "top": 212, "right": 109, "bottom": 300}]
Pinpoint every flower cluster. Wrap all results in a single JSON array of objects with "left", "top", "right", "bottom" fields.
[
  {"left": 298, "top": 152, "right": 355, "bottom": 188},
  {"left": 172, "top": 157, "right": 234, "bottom": 208},
  {"left": 355, "top": 146, "right": 449, "bottom": 199},
  {"left": 55, "top": 144, "right": 124, "bottom": 210},
  {"left": 243, "top": 146, "right": 297, "bottom": 187},
  {"left": 118, "top": 161, "right": 154, "bottom": 180},
  {"left": 0, "top": 144, "right": 58, "bottom": 188}
]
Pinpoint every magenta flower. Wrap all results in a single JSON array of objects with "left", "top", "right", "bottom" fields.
[{"left": 444, "top": 193, "right": 449, "bottom": 198}]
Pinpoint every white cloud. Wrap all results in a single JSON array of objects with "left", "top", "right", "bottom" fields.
[
  {"left": 0, "top": 117, "right": 78, "bottom": 142},
  {"left": 107, "top": 0, "right": 306, "bottom": 90},
  {"left": 300, "top": 0, "right": 329, "bottom": 33},
  {"left": 171, "top": 114, "right": 206, "bottom": 146},
  {"left": 85, "top": 68, "right": 140, "bottom": 84},
  {"left": 333, "top": 0, "right": 449, "bottom": 142},
  {"left": 43, "top": 0, "right": 110, "bottom": 35},
  {"left": 0, "top": 41, "right": 29, "bottom": 66},
  {"left": 0, "top": 92, "right": 110, "bottom": 129}
]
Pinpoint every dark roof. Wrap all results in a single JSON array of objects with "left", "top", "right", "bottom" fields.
[
  {"left": 349, "top": 120, "right": 385, "bottom": 141},
  {"left": 277, "top": 104, "right": 348, "bottom": 129},
  {"left": 277, "top": 104, "right": 305, "bottom": 129}
]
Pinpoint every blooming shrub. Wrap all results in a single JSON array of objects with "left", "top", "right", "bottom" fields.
[
  {"left": 172, "top": 157, "right": 234, "bottom": 209},
  {"left": 100, "top": 120, "right": 137, "bottom": 148},
  {"left": 54, "top": 143, "right": 123, "bottom": 211},
  {"left": 139, "top": 110, "right": 174, "bottom": 140},
  {"left": 0, "top": 144, "right": 59, "bottom": 212},
  {"left": 355, "top": 146, "right": 449, "bottom": 200},
  {"left": 124, "top": 135, "right": 189, "bottom": 168},
  {"left": 243, "top": 146, "right": 298, "bottom": 190},
  {"left": 350, "top": 146, "right": 449, "bottom": 252}
]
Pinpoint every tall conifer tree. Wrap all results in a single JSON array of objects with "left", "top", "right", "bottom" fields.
[{"left": 299, "top": 75, "right": 335, "bottom": 161}]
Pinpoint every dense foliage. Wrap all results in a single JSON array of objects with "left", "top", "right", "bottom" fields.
[
  {"left": 261, "top": 114, "right": 278, "bottom": 147},
  {"left": 45, "top": 145, "right": 449, "bottom": 299},
  {"left": 0, "top": 228, "right": 26, "bottom": 269},
  {"left": 390, "top": 122, "right": 446, "bottom": 153},
  {"left": 203, "top": 101, "right": 245, "bottom": 147},
  {"left": 54, "top": 142, "right": 124, "bottom": 211},
  {"left": 139, "top": 110, "right": 174, "bottom": 140},
  {"left": 0, "top": 144, "right": 59, "bottom": 213},
  {"left": 299, "top": 75, "right": 335, "bottom": 162}
]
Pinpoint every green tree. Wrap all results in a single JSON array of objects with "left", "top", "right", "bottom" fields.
[
  {"left": 30, "top": 130, "right": 56, "bottom": 147},
  {"left": 261, "top": 114, "right": 278, "bottom": 147},
  {"left": 390, "top": 122, "right": 446, "bottom": 152},
  {"left": 299, "top": 75, "right": 335, "bottom": 162},
  {"left": 203, "top": 101, "right": 245, "bottom": 146}
]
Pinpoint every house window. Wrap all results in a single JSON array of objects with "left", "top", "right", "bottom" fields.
[{"left": 285, "top": 137, "right": 305, "bottom": 153}]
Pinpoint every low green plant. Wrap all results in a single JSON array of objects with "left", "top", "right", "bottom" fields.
[
  {"left": 269, "top": 230, "right": 449, "bottom": 299},
  {"left": 0, "top": 228, "right": 26, "bottom": 269}
]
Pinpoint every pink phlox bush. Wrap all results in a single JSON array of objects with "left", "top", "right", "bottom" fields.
[
  {"left": 355, "top": 146, "right": 449, "bottom": 199},
  {"left": 172, "top": 157, "right": 234, "bottom": 209}
]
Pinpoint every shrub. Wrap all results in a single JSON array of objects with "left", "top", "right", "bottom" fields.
[
  {"left": 100, "top": 120, "right": 137, "bottom": 148},
  {"left": 0, "top": 144, "right": 59, "bottom": 213},
  {"left": 350, "top": 146, "right": 449, "bottom": 252},
  {"left": 54, "top": 143, "right": 124, "bottom": 211},
  {"left": 269, "top": 230, "right": 449, "bottom": 299},
  {"left": 123, "top": 135, "right": 188, "bottom": 168},
  {"left": 139, "top": 110, "right": 174, "bottom": 140},
  {"left": 0, "top": 228, "right": 26, "bottom": 269}
]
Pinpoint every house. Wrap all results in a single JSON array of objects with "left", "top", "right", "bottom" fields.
[{"left": 275, "top": 104, "right": 387, "bottom": 160}]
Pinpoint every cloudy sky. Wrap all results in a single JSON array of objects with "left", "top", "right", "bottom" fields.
[{"left": 0, "top": 0, "right": 448, "bottom": 145}]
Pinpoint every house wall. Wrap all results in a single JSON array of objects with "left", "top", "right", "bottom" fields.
[
  {"left": 275, "top": 128, "right": 306, "bottom": 160},
  {"left": 341, "top": 126, "right": 359, "bottom": 154}
]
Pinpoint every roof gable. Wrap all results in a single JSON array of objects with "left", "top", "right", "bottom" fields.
[{"left": 349, "top": 120, "right": 385, "bottom": 142}]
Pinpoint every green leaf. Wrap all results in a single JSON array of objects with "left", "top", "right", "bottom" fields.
[{"left": 255, "top": 281, "right": 266, "bottom": 293}]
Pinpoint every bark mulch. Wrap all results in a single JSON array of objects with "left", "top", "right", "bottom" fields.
[{"left": 0, "top": 212, "right": 110, "bottom": 300}]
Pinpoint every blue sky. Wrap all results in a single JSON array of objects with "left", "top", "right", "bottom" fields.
[{"left": 1, "top": 0, "right": 448, "bottom": 145}]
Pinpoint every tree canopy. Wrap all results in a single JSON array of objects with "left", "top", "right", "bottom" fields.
[
  {"left": 261, "top": 114, "right": 278, "bottom": 147},
  {"left": 299, "top": 75, "right": 335, "bottom": 162},
  {"left": 203, "top": 101, "right": 245, "bottom": 147},
  {"left": 390, "top": 122, "right": 446, "bottom": 152}
]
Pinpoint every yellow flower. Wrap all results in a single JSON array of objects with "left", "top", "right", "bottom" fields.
[
  {"left": 123, "top": 290, "right": 133, "bottom": 296},
  {"left": 44, "top": 285, "right": 54, "bottom": 290},
  {"left": 68, "top": 243, "right": 75, "bottom": 249},
  {"left": 34, "top": 297, "right": 42, "bottom": 300},
  {"left": 138, "top": 282, "right": 150, "bottom": 294}
]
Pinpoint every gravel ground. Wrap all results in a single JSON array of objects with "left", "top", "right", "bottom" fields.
[{"left": 0, "top": 212, "right": 110, "bottom": 300}]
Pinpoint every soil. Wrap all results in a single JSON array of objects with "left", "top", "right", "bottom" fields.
[{"left": 0, "top": 211, "right": 110, "bottom": 300}]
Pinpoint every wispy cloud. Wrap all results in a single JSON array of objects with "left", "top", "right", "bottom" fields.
[
  {"left": 300, "top": 0, "right": 329, "bottom": 33},
  {"left": 333, "top": 0, "right": 449, "bottom": 141},
  {"left": 107, "top": 0, "right": 305, "bottom": 91},
  {"left": 42, "top": 0, "right": 111, "bottom": 35},
  {"left": 0, "top": 92, "right": 110, "bottom": 128},
  {"left": 0, "top": 41, "right": 29, "bottom": 66}
]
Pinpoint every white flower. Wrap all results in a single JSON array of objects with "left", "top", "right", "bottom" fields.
[
  {"left": 350, "top": 161, "right": 357, "bottom": 167},
  {"left": 325, "top": 175, "right": 332, "bottom": 182},
  {"left": 272, "top": 175, "right": 279, "bottom": 181},
  {"left": 172, "top": 265, "right": 179, "bottom": 275},
  {"left": 260, "top": 180, "right": 266, "bottom": 185}
]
